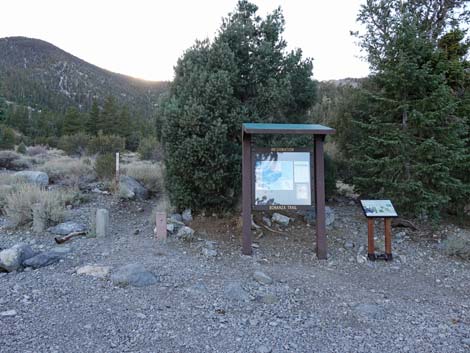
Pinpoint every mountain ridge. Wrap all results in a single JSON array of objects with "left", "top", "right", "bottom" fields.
[{"left": 0, "top": 36, "right": 169, "bottom": 118}]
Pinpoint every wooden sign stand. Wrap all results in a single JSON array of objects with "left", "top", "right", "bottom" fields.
[{"left": 367, "top": 218, "right": 393, "bottom": 261}]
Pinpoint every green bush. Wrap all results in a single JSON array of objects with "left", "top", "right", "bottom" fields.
[
  {"left": 325, "top": 153, "right": 337, "bottom": 199},
  {"left": 58, "top": 133, "right": 90, "bottom": 156},
  {"left": 88, "top": 133, "right": 125, "bottom": 155},
  {"left": 0, "top": 125, "right": 16, "bottom": 150},
  {"left": 137, "top": 137, "right": 160, "bottom": 161},
  {"left": 16, "top": 142, "right": 27, "bottom": 154},
  {"left": 0, "top": 150, "right": 31, "bottom": 170},
  {"left": 95, "top": 153, "right": 116, "bottom": 180}
]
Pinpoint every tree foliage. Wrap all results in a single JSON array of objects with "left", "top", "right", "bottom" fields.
[
  {"left": 161, "top": 0, "right": 317, "bottom": 210},
  {"left": 342, "top": 0, "right": 470, "bottom": 218}
]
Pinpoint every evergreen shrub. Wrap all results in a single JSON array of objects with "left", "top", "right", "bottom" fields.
[
  {"left": 94, "top": 153, "right": 116, "bottom": 180},
  {"left": 16, "top": 142, "right": 27, "bottom": 154},
  {"left": 58, "top": 133, "right": 90, "bottom": 156},
  {"left": 88, "top": 133, "right": 125, "bottom": 155}
]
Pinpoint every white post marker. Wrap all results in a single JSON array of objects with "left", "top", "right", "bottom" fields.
[{"left": 115, "top": 152, "right": 120, "bottom": 186}]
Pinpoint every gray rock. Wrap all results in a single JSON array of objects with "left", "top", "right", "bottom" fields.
[
  {"left": 166, "top": 223, "right": 175, "bottom": 234},
  {"left": 119, "top": 175, "right": 149, "bottom": 200},
  {"left": 170, "top": 213, "right": 183, "bottom": 222},
  {"left": 47, "top": 221, "right": 87, "bottom": 235},
  {"left": 224, "top": 281, "right": 250, "bottom": 302},
  {"left": 253, "top": 271, "right": 273, "bottom": 285},
  {"left": 354, "top": 303, "right": 385, "bottom": 320},
  {"left": 325, "top": 206, "right": 335, "bottom": 226},
  {"left": 256, "top": 293, "right": 278, "bottom": 304},
  {"left": 202, "top": 248, "right": 217, "bottom": 257},
  {"left": 182, "top": 209, "right": 193, "bottom": 223},
  {"left": 186, "top": 282, "right": 209, "bottom": 296},
  {"left": 49, "top": 246, "right": 72, "bottom": 255},
  {"left": 22, "top": 251, "right": 63, "bottom": 269},
  {"left": 176, "top": 226, "right": 195, "bottom": 241},
  {"left": 14, "top": 171, "right": 49, "bottom": 187},
  {"left": 272, "top": 213, "right": 290, "bottom": 226},
  {"left": 298, "top": 209, "right": 316, "bottom": 224},
  {"left": 110, "top": 264, "right": 158, "bottom": 287},
  {"left": 256, "top": 345, "right": 272, "bottom": 353},
  {"left": 262, "top": 216, "right": 272, "bottom": 227},
  {"left": 462, "top": 338, "right": 470, "bottom": 346},
  {"left": 0, "top": 310, "right": 17, "bottom": 317},
  {"left": 344, "top": 241, "right": 355, "bottom": 249},
  {"left": 0, "top": 243, "right": 35, "bottom": 272},
  {"left": 77, "top": 265, "right": 112, "bottom": 278}
]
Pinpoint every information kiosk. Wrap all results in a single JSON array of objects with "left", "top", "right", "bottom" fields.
[{"left": 242, "top": 123, "right": 335, "bottom": 259}]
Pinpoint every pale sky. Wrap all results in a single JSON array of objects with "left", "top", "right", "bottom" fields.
[{"left": 0, "top": 0, "right": 370, "bottom": 82}]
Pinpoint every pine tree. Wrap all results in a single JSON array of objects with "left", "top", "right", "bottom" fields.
[
  {"left": 86, "top": 99, "right": 100, "bottom": 135},
  {"left": 97, "top": 96, "right": 118, "bottom": 134},
  {"left": 62, "top": 107, "right": 83, "bottom": 135},
  {"left": 345, "top": 0, "right": 470, "bottom": 218}
]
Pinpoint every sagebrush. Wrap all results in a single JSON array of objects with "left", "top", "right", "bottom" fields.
[
  {"left": 40, "top": 157, "right": 95, "bottom": 186},
  {"left": 123, "top": 161, "right": 163, "bottom": 194},
  {"left": 4, "top": 184, "right": 73, "bottom": 227}
]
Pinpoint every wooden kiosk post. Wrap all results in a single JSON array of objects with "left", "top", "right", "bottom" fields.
[{"left": 241, "top": 123, "right": 335, "bottom": 259}]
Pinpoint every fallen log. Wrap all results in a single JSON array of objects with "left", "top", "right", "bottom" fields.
[{"left": 54, "top": 231, "right": 87, "bottom": 244}]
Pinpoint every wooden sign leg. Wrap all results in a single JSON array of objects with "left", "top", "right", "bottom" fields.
[
  {"left": 241, "top": 131, "right": 252, "bottom": 255},
  {"left": 367, "top": 218, "right": 375, "bottom": 261},
  {"left": 314, "top": 135, "right": 327, "bottom": 259},
  {"left": 384, "top": 217, "right": 393, "bottom": 261}
]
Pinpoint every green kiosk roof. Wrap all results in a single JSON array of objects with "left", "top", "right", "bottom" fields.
[{"left": 243, "top": 123, "right": 335, "bottom": 135}]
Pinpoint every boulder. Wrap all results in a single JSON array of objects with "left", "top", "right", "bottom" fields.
[
  {"left": 119, "top": 176, "right": 148, "bottom": 200},
  {"left": 170, "top": 213, "right": 183, "bottom": 222},
  {"left": 14, "top": 171, "right": 49, "bottom": 187},
  {"left": 110, "top": 264, "right": 158, "bottom": 287},
  {"left": 22, "top": 251, "right": 62, "bottom": 269},
  {"left": 176, "top": 226, "right": 195, "bottom": 241},
  {"left": 47, "top": 221, "right": 87, "bottom": 235},
  {"left": 182, "top": 209, "right": 193, "bottom": 223},
  {"left": 272, "top": 213, "right": 290, "bottom": 226},
  {"left": 0, "top": 243, "right": 36, "bottom": 272}
]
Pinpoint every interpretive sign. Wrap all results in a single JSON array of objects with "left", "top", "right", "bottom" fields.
[
  {"left": 360, "top": 200, "right": 398, "bottom": 218},
  {"left": 252, "top": 148, "right": 313, "bottom": 210}
]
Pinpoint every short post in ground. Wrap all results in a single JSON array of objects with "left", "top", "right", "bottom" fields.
[
  {"left": 96, "top": 209, "right": 109, "bottom": 238},
  {"left": 155, "top": 211, "right": 167, "bottom": 241}
]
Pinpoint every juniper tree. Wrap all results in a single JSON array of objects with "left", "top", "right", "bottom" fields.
[
  {"left": 346, "top": 0, "right": 470, "bottom": 218},
  {"left": 161, "top": 0, "right": 317, "bottom": 210}
]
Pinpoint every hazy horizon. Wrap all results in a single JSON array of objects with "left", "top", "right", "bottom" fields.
[{"left": 0, "top": 0, "right": 370, "bottom": 82}]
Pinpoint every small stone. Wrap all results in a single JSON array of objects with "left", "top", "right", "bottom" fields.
[
  {"left": 77, "top": 265, "right": 112, "bottom": 278},
  {"left": 136, "top": 313, "right": 147, "bottom": 319},
  {"left": 224, "top": 282, "right": 250, "bottom": 302},
  {"left": 202, "top": 248, "right": 217, "bottom": 257},
  {"left": 186, "top": 282, "right": 209, "bottom": 296},
  {"left": 50, "top": 246, "right": 72, "bottom": 255},
  {"left": 0, "top": 310, "right": 17, "bottom": 317},
  {"left": 272, "top": 213, "right": 290, "bottom": 226},
  {"left": 344, "top": 241, "right": 355, "bottom": 249},
  {"left": 356, "top": 254, "right": 366, "bottom": 264},
  {"left": 111, "top": 263, "right": 158, "bottom": 287},
  {"left": 256, "top": 293, "right": 278, "bottom": 304},
  {"left": 354, "top": 303, "right": 385, "bottom": 320},
  {"left": 170, "top": 213, "right": 183, "bottom": 222},
  {"left": 166, "top": 223, "right": 175, "bottom": 234},
  {"left": 47, "top": 221, "right": 87, "bottom": 235},
  {"left": 325, "top": 206, "right": 335, "bottom": 226},
  {"left": 134, "top": 229, "right": 140, "bottom": 235},
  {"left": 253, "top": 271, "right": 273, "bottom": 285},
  {"left": 262, "top": 216, "right": 272, "bottom": 227},
  {"left": 256, "top": 345, "right": 272, "bottom": 353},
  {"left": 182, "top": 209, "right": 193, "bottom": 223},
  {"left": 462, "top": 338, "right": 470, "bottom": 346}
]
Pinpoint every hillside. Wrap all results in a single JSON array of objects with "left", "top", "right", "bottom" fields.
[{"left": 0, "top": 37, "right": 169, "bottom": 118}]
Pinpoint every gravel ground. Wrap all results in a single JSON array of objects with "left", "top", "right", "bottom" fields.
[{"left": 1, "top": 194, "right": 469, "bottom": 353}]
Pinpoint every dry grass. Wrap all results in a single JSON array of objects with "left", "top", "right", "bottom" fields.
[
  {"left": 27, "top": 145, "right": 48, "bottom": 156},
  {"left": 40, "top": 157, "right": 95, "bottom": 186},
  {"left": 122, "top": 161, "right": 163, "bottom": 194},
  {"left": 4, "top": 183, "right": 73, "bottom": 227}
]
